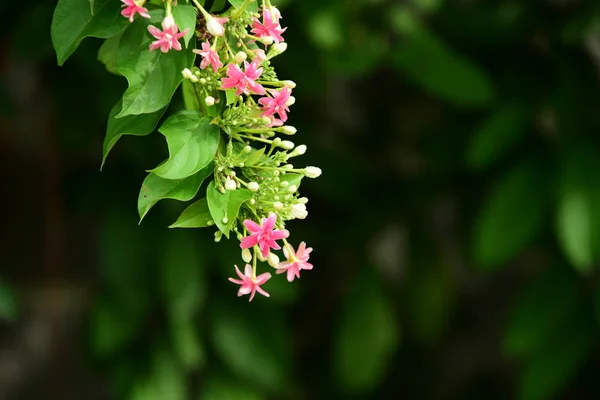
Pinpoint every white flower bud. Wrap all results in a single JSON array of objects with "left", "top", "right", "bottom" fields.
[
  {"left": 272, "top": 137, "right": 282, "bottom": 146},
  {"left": 269, "top": 42, "right": 287, "bottom": 56},
  {"left": 267, "top": 252, "right": 280, "bottom": 267},
  {"left": 214, "top": 230, "right": 222, "bottom": 242},
  {"left": 241, "top": 248, "right": 252, "bottom": 263},
  {"left": 248, "top": 182, "right": 259, "bottom": 192},
  {"left": 243, "top": 145, "right": 252, "bottom": 153},
  {"left": 283, "top": 80, "right": 296, "bottom": 88},
  {"left": 305, "top": 166, "right": 322, "bottom": 178},
  {"left": 286, "top": 96, "right": 295, "bottom": 107},
  {"left": 222, "top": 216, "right": 228, "bottom": 224},
  {"left": 273, "top": 201, "right": 283, "bottom": 210},
  {"left": 281, "top": 126, "right": 297, "bottom": 135},
  {"left": 206, "top": 14, "right": 226, "bottom": 36},
  {"left": 205, "top": 96, "right": 215, "bottom": 106},
  {"left": 287, "top": 185, "right": 297, "bottom": 193},
  {"left": 294, "top": 144, "right": 306, "bottom": 155},
  {"left": 280, "top": 181, "right": 289, "bottom": 187},
  {"left": 233, "top": 51, "right": 247, "bottom": 63},
  {"left": 298, "top": 197, "right": 308, "bottom": 204},
  {"left": 199, "top": 78, "right": 207, "bottom": 84},
  {"left": 291, "top": 203, "right": 308, "bottom": 219},
  {"left": 282, "top": 164, "right": 294, "bottom": 170},
  {"left": 261, "top": 36, "right": 274, "bottom": 45},
  {"left": 250, "top": 198, "right": 256, "bottom": 205},
  {"left": 182, "top": 68, "right": 194, "bottom": 80},
  {"left": 281, "top": 140, "right": 295, "bottom": 150},
  {"left": 225, "top": 178, "right": 237, "bottom": 191}
]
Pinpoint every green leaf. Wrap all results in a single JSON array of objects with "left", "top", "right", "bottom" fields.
[
  {"left": 391, "top": 13, "right": 494, "bottom": 106},
  {"left": 472, "top": 159, "right": 552, "bottom": 269},
  {"left": 116, "top": 10, "right": 195, "bottom": 117},
  {"left": 227, "top": 0, "right": 258, "bottom": 12},
  {"left": 334, "top": 271, "right": 399, "bottom": 393},
  {"left": 503, "top": 265, "right": 580, "bottom": 357},
  {"left": 90, "top": 296, "right": 141, "bottom": 358},
  {"left": 225, "top": 89, "right": 237, "bottom": 106},
  {"left": 238, "top": 146, "right": 266, "bottom": 167},
  {"left": 211, "top": 305, "right": 289, "bottom": 392},
  {"left": 51, "top": 0, "right": 128, "bottom": 65},
  {"left": 0, "top": 280, "right": 18, "bottom": 321},
  {"left": 172, "top": 4, "right": 197, "bottom": 47},
  {"left": 89, "top": 0, "right": 94, "bottom": 15},
  {"left": 160, "top": 231, "right": 205, "bottom": 322},
  {"left": 172, "top": 320, "right": 205, "bottom": 371},
  {"left": 200, "top": 375, "right": 265, "bottom": 400},
  {"left": 182, "top": 79, "right": 201, "bottom": 110},
  {"left": 151, "top": 111, "right": 220, "bottom": 179},
  {"left": 206, "top": 181, "right": 253, "bottom": 238},
  {"left": 278, "top": 173, "right": 303, "bottom": 189},
  {"left": 98, "top": 32, "right": 122, "bottom": 75},
  {"left": 138, "top": 163, "right": 213, "bottom": 221},
  {"left": 518, "top": 305, "right": 594, "bottom": 400},
  {"left": 102, "top": 99, "right": 166, "bottom": 169},
  {"left": 466, "top": 102, "right": 531, "bottom": 170},
  {"left": 170, "top": 198, "right": 213, "bottom": 228},
  {"left": 557, "top": 187, "right": 593, "bottom": 273}
]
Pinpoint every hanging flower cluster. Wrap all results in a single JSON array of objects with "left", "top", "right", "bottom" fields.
[{"left": 118, "top": 0, "right": 320, "bottom": 301}]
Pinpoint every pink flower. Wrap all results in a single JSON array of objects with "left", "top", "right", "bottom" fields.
[
  {"left": 221, "top": 61, "right": 266, "bottom": 96},
  {"left": 258, "top": 87, "right": 292, "bottom": 122},
  {"left": 253, "top": 49, "right": 267, "bottom": 65},
  {"left": 121, "top": 0, "right": 150, "bottom": 22},
  {"left": 147, "top": 16, "right": 189, "bottom": 53},
  {"left": 276, "top": 242, "right": 313, "bottom": 282},
  {"left": 251, "top": 8, "right": 286, "bottom": 43},
  {"left": 193, "top": 41, "right": 223, "bottom": 72},
  {"left": 228, "top": 264, "right": 271, "bottom": 301},
  {"left": 240, "top": 212, "right": 289, "bottom": 258}
]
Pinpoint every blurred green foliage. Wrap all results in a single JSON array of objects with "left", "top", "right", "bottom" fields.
[{"left": 3, "top": 0, "right": 600, "bottom": 399}]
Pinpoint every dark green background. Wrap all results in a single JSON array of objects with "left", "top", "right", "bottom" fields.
[{"left": 2, "top": 0, "right": 600, "bottom": 399}]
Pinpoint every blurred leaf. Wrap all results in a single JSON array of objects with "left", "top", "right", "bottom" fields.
[
  {"left": 334, "top": 271, "right": 400, "bottom": 393},
  {"left": 518, "top": 305, "right": 595, "bottom": 400},
  {"left": 210, "top": 304, "right": 290, "bottom": 392},
  {"left": 171, "top": 4, "right": 196, "bottom": 47},
  {"left": 170, "top": 198, "right": 214, "bottom": 228},
  {"left": 160, "top": 231, "right": 205, "bottom": 322},
  {"left": 130, "top": 350, "right": 186, "bottom": 400},
  {"left": 116, "top": 9, "right": 195, "bottom": 117},
  {"left": 466, "top": 102, "right": 530, "bottom": 170},
  {"left": 472, "top": 159, "right": 552, "bottom": 269},
  {"left": 556, "top": 147, "right": 600, "bottom": 273},
  {"left": 172, "top": 320, "right": 205, "bottom": 371},
  {"left": 227, "top": 0, "right": 258, "bottom": 13},
  {"left": 391, "top": 9, "right": 494, "bottom": 106},
  {"left": 207, "top": 181, "right": 253, "bottom": 238},
  {"left": 307, "top": 9, "right": 344, "bottom": 50},
  {"left": 90, "top": 296, "right": 141, "bottom": 358},
  {"left": 102, "top": 99, "right": 166, "bottom": 169},
  {"left": 98, "top": 33, "right": 122, "bottom": 75},
  {"left": 503, "top": 265, "right": 580, "bottom": 357},
  {"left": 51, "top": 0, "right": 127, "bottom": 65},
  {"left": 138, "top": 163, "right": 213, "bottom": 221},
  {"left": 150, "top": 111, "right": 220, "bottom": 180},
  {"left": 200, "top": 375, "right": 265, "bottom": 400},
  {"left": 0, "top": 280, "right": 18, "bottom": 321}
]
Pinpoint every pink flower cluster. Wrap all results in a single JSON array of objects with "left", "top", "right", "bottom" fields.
[
  {"left": 121, "top": 0, "right": 150, "bottom": 22},
  {"left": 230, "top": 213, "right": 314, "bottom": 301}
]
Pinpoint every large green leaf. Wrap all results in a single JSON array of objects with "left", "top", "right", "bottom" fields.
[
  {"left": 0, "top": 280, "right": 18, "bottom": 321},
  {"left": 206, "top": 181, "right": 253, "bottom": 238},
  {"left": 172, "top": 320, "right": 205, "bottom": 371},
  {"left": 116, "top": 10, "right": 195, "bottom": 117},
  {"left": 170, "top": 198, "right": 213, "bottom": 228},
  {"left": 138, "top": 163, "right": 213, "bottom": 221},
  {"left": 200, "top": 375, "right": 265, "bottom": 400},
  {"left": 466, "top": 102, "right": 531, "bottom": 170},
  {"left": 151, "top": 111, "right": 220, "bottom": 180},
  {"left": 97, "top": 32, "right": 122, "bottom": 75},
  {"left": 171, "top": 4, "right": 197, "bottom": 47},
  {"left": 102, "top": 99, "right": 166, "bottom": 169},
  {"left": 334, "top": 271, "right": 399, "bottom": 393},
  {"left": 51, "top": 0, "right": 128, "bottom": 65},
  {"left": 391, "top": 11, "right": 494, "bottom": 106},
  {"left": 472, "top": 159, "right": 553, "bottom": 269},
  {"left": 227, "top": 0, "right": 259, "bottom": 13}
]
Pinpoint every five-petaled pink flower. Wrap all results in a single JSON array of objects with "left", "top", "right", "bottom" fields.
[
  {"left": 147, "top": 16, "right": 189, "bottom": 53},
  {"left": 221, "top": 61, "right": 266, "bottom": 96},
  {"left": 251, "top": 8, "right": 286, "bottom": 43},
  {"left": 240, "top": 212, "right": 289, "bottom": 258},
  {"left": 259, "top": 87, "right": 292, "bottom": 122},
  {"left": 276, "top": 242, "right": 313, "bottom": 282},
  {"left": 121, "top": 0, "right": 150, "bottom": 22},
  {"left": 228, "top": 264, "right": 271, "bottom": 301},
  {"left": 193, "top": 41, "right": 223, "bottom": 72}
]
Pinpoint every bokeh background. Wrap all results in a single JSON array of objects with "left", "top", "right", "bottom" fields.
[{"left": 3, "top": 0, "right": 600, "bottom": 399}]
